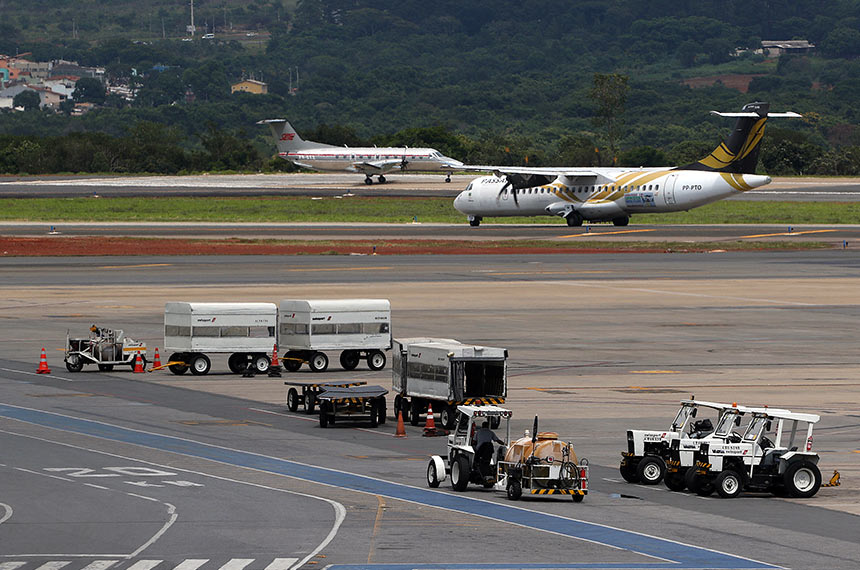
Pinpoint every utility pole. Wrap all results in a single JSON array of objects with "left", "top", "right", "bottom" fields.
[
  {"left": 190, "top": 0, "right": 195, "bottom": 37},
  {"left": 162, "top": 17, "right": 166, "bottom": 39}
]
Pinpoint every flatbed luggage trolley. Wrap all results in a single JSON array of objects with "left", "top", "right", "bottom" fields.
[
  {"left": 285, "top": 379, "right": 367, "bottom": 414},
  {"left": 317, "top": 385, "right": 388, "bottom": 428}
]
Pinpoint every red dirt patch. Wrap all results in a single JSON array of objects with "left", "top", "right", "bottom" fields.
[
  {"left": 681, "top": 74, "right": 765, "bottom": 93},
  {"left": 0, "top": 236, "right": 663, "bottom": 256}
]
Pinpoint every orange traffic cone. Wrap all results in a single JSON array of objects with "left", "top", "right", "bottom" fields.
[
  {"left": 395, "top": 409, "right": 407, "bottom": 438},
  {"left": 423, "top": 402, "right": 439, "bottom": 437},
  {"left": 268, "top": 343, "right": 282, "bottom": 377},
  {"left": 133, "top": 353, "right": 145, "bottom": 373},
  {"left": 36, "top": 347, "right": 51, "bottom": 374},
  {"left": 152, "top": 347, "right": 162, "bottom": 369}
]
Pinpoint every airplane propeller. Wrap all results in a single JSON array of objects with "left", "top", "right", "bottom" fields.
[
  {"left": 498, "top": 179, "right": 519, "bottom": 205},
  {"left": 400, "top": 156, "right": 409, "bottom": 171}
]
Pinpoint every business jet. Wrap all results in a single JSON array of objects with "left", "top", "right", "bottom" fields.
[
  {"left": 454, "top": 102, "right": 799, "bottom": 226},
  {"left": 259, "top": 119, "right": 464, "bottom": 184}
]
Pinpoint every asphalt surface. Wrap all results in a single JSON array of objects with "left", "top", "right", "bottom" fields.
[
  {"left": 1, "top": 251, "right": 859, "bottom": 569},
  {"left": 1, "top": 173, "right": 860, "bottom": 200}
]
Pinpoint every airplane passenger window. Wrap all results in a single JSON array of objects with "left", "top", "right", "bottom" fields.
[{"left": 656, "top": 185, "right": 660, "bottom": 190}]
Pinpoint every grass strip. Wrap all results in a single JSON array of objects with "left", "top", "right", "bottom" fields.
[{"left": 1, "top": 196, "right": 859, "bottom": 225}]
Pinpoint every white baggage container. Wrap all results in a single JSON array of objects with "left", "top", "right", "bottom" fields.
[
  {"left": 164, "top": 302, "right": 278, "bottom": 376},
  {"left": 279, "top": 299, "right": 391, "bottom": 373},
  {"left": 392, "top": 337, "right": 507, "bottom": 429}
]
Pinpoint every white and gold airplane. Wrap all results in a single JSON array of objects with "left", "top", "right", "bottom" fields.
[
  {"left": 454, "top": 102, "right": 799, "bottom": 226},
  {"left": 259, "top": 119, "right": 463, "bottom": 184}
]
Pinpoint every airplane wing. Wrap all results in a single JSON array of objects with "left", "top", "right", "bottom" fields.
[
  {"left": 351, "top": 159, "right": 403, "bottom": 174},
  {"left": 461, "top": 165, "right": 600, "bottom": 177}
]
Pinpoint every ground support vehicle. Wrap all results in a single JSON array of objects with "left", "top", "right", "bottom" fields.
[
  {"left": 279, "top": 299, "right": 391, "bottom": 373},
  {"left": 64, "top": 327, "right": 147, "bottom": 372},
  {"left": 317, "top": 385, "right": 388, "bottom": 428},
  {"left": 393, "top": 338, "right": 507, "bottom": 429},
  {"left": 620, "top": 398, "right": 731, "bottom": 486},
  {"left": 426, "top": 405, "right": 512, "bottom": 492},
  {"left": 285, "top": 379, "right": 368, "bottom": 414},
  {"left": 164, "top": 302, "right": 277, "bottom": 376},
  {"left": 687, "top": 409, "right": 823, "bottom": 499},
  {"left": 665, "top": 404, "right": 785, "bottom": 491},
  {"left": 496, "top": 429, "right": 589, "bottom": 502}
]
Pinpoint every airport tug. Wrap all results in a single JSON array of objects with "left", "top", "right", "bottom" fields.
[{"left": 426, "top": 405, "right": 588, "bottom": 501}]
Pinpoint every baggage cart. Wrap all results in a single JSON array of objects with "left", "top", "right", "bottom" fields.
[
  {"left": 284, "top": 379, "right": 368, "bottom": 415},
  {"left": 317, "top": 385, "right": 388, "bottom": 428}
]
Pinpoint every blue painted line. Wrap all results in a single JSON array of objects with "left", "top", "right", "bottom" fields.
[{"left": 0, "top": 403, "right": 775, "bottom": 569}]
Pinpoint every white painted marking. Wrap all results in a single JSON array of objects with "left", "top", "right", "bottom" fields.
[
  {"left": 34, "top": 562, "right": 72, "bottom": 570},
  {"left": 0, "top": 367, "right": 74, "bottom": 382},
  {"left": 126, "top": 561, "right": 162, "bottom": 570},
  {"left": 0, "top": 428, "right": 345, "bottom": 570},
  {"left": 84, "top": 483, "right": 111, "bottom": 490},
  {"left": 171, "top": 560, "right": 208, "bottom": 570},
  {"left": 129, "top": 503, "right": 177, "bottom": 558},
  {"left": 79, "top": 561, "right": 118, "bottom": 570},
  {"left": 217, "top": 560, "right": 254, "bottom": 570},
  {"left": 0, "top": 503, "right": 12, "bottom": 525},
  {"left": 0, "top": 562, "right": 27, "bottom": 570},
  {"left": 263, "top": 558, "right": 298, "bottom": 570},
  {"left": 14, "top": 467, "right": 72, "bottom": 481},
  {"left": 125, "top": 493, "right": 159, "bottom": 502}
]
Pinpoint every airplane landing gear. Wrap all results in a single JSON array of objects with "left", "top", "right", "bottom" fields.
[
  {"left": 565, "top": 212, "right": 583, "bottom": 227},
  {"left": 612, "top": 216, "right": 630, "bottom": 227},
  {"left": 378, "top": 175, "right": 386, "bottom": 184},
  {"left": 445, "top": 174, "right": 452, "bottom": 183},
  {"left": 468, "top": 216, "right": 482, "bottom": 227},
  {"left": 364, "top": 176, "right": 373, "bottom": 185}
]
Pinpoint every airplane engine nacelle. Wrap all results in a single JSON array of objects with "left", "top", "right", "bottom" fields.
[{"left": 545, "top": 201, "right": 575, "bottom": 217}]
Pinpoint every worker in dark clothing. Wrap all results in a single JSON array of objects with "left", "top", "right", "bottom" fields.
[
  {"left": 90, "top": 324, "right": 101, "bottom": 336},
  {"left": 474, "top": 421, "right": 505, "bottom": 478}
]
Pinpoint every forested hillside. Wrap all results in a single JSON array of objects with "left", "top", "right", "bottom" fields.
[{"left": 2, "top": 0, "right": 860, "bottom": 175}]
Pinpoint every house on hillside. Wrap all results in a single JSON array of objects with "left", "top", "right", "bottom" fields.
[
  {"left": 0, "top": 84, "right": 37, "bottom": 109},
  {"left": 231, "top": 79, "right": 268, "bottom": 94},
  {"left": 761, "top": 40, "right": 815, "bottom": 57}
]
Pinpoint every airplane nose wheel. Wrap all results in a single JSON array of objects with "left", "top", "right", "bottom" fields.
[{"left": 445, "top": 174, "right": 451, "bottom": 183}]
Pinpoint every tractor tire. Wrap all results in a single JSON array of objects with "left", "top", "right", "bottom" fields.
[
  {"left": 783, "top": 461, "right": 821, "bottom": 498},
  {"left": 619, "top": 460, "right": 639, "bottom": 483},
  {"left": 715, "top": 470, "right": 743, "bottom": 499},
  {"left": 427, "top": 459, "right": 441, "bottom": 488},
  {"left": 65, "top": 355, "right": 84, "bottom": 373},
  {"left": 664, "top": 470, "right": 686, "bottom": 491},
  {"left": 339, "top": 350, "right": 360, "bottom": 370},
  {"left": 636, "top": 456, "right": 666, "bottom": 485},
  {"left": 685, "top": 467, "right": 713, "bottom": 496},
  {"left": 451, "top": 455, "right": 470, "bottom": 492},
  {"left": 507, "top": 479, "right": 522, "bottom": 500},
  {"left": 287, "top": 388, "right": 299, "bottom": 412},
  {"left": 98, "top": 364, "right": 114, "bottom": 372}
]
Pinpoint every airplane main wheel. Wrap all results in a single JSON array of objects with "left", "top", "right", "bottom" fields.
[
  {"left": 364, "top": 177, "right": 373, "bottom": 185},
  {"left": 612, "top": 216, "right": 630, "bottom": 226},
  {"left": 566, "top": 213, "right": 583, "bottom": 227},
  {"left": 378, "top": 175, "right": 386, "bottom": 183}
]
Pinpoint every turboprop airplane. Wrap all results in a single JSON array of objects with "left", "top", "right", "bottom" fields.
[
  {"left": 258, "top": 119, "right": 464, "bottom": 184},
  {"left": 453, "top": 102, "right": 800, "bottom": 226}
]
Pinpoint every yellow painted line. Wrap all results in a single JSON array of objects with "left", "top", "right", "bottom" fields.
[
  {"left": 558, "top": 229, "right": 656, "bottom": 238},
  {"left": 98, "top": 263, "right": 173, "bottom": 269},
  {"left": 740, "top": 229, "right": 837, "bottom": 239},
  {"left": 284, "top": 266, "right": 392, "bottom": 273},
  {"left": 629, "top": 370, "right": 681, "bottom": 374}
]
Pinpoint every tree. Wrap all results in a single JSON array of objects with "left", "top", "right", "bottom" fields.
[
  {"left": 12, "top": 90, "right": 41, "bottom": 111},
  {"left": 72, "top": 77, "right": 106, "bottom": 105},
  {"left": 589, "top": 73, "right": 629, "bottom": 160}
]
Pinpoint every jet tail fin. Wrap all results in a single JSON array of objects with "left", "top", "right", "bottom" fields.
[
  {"left": 682, "top": 102, "right": 801, "bottom": 174},
  {"left": 256, "top": 119, "right": 331, "bottom": 153}
]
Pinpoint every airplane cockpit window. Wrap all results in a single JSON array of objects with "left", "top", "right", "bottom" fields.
[{"left": 465, "top": 183, "right": 473, "bottom": 192}]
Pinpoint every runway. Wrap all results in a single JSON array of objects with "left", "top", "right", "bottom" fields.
[
  {"left": 2, "top": 173, "right": 860, "bottom": 201},
  {"left": 1, "top": 250, "right": 859, "bottom": 569}
]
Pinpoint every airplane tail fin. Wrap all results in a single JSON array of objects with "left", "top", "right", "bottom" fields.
[
  {"left": 256, "top": 119, "right": 330, "bottom": 153},
  {"left": 682, "top": 102, "right": 801, "bottom": 174}
]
